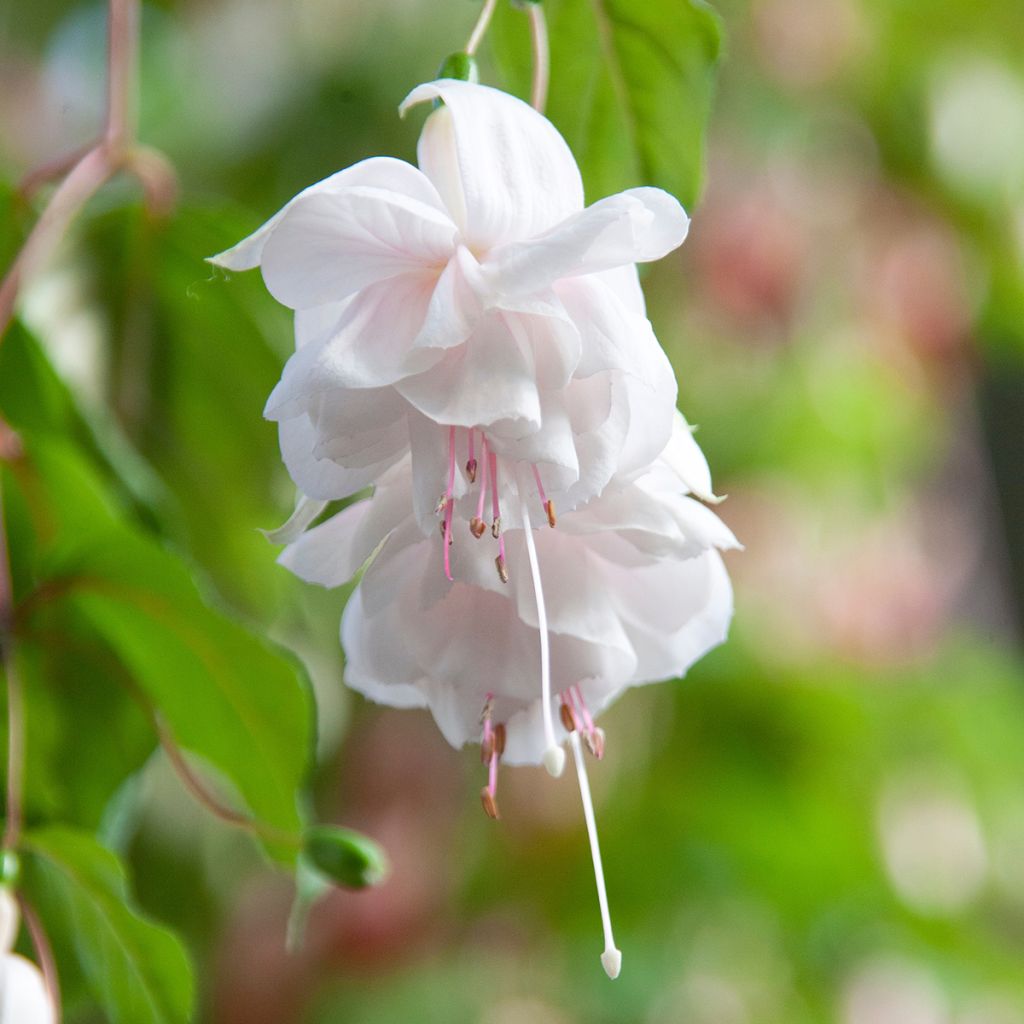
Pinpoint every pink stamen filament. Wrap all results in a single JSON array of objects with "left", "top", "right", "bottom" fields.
[
  {"left": 573, "top": 685, "right": 596, "bottom": 736},
  {"left": 475, "top": 437, "right": 489, "bottom": 524},
  {"left": 443, "top": 425, "right": 456, "bottom": 581},
  {"left": 532, "top": 464, "right": 549, "bottom": 508},
  {"left": 467, "top": 429, "right": 476, "bottom": 470},
  {"left": 489, "top": 449, "right": 500, "bottom": 528}
]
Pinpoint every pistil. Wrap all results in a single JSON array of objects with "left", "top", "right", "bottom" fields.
[
  {"left": 569, "top": 730, "right": 621, "bottom": 979},
  {"left": 520, "top": 497, "right": 564, "bottom": 777}
]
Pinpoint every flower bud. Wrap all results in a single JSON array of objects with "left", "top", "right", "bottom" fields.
[
  {"left": 302, "top": 826, "right": 389, "bottom": 889},
  {"left": 437, "top": 52, "right": 479, "bottom": 84}
]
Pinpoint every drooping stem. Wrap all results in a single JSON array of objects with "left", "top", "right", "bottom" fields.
[
  {"left": 0, "top": 476, "right": 24, "bottom": 854},
  {"left": 20, "top": 896, "right": 62, "bottom": 1020},
  {"left": 0, "top": 0, "right": 176, "bottom": 343},
  {"left": 528, "top": 2, "right": 550, "bottom": 113},
  {"left": 465, "top": 0, "right": 499, "bottom": 56}
]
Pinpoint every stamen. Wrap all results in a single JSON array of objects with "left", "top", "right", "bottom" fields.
[
  {"left": 489, "top": 450, "right": 501, "bottom": 539},
  {"left": 520, "top": 499, "right": 564, "bottom": 778},
  {"left": 466, "top": 429, "right": 478, "bottom": 483},
  {"left": 480, "top": 696, "right": 502, "bottom": 820},
  {"left": 443, "top": 426, "right": 456, "bottom": 581},
  {"left": 560, "top": 697, "right": 578, "bottom": 733},
  {"left": 495, "top": 554, "right": 509, "bottom": 584},
  {"left": 572, "top": 685, "right": 605, "bottom": 760},
  {"left": 532, "top": 465, "right": 557, "bottom": 528},
  {"left": 569, "top": 730, "right": 621, "bottom": 979},
  {"left": 470, "top": 437, "right": 488, "bottom": 539}
]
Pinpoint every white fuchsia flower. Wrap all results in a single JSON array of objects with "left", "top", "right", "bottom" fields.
[
  {"left": 277, "top": 414, "right": 738, "bottom": 977},
  {"left": 210, "top": 78, "right": 688, "bottom": 528},
  {"left": 0, "top": 890, "right": 55, "bottom": 1024}
]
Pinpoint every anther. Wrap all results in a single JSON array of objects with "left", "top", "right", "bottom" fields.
[
  {"left": 435, "top": 494, "right": 448, "bottom": 516},
  {"left": 469, "top": 516, "right": 486, "bottom": 539},
  {"left": 560, "top": 702, "right": 577, "bottom": 732},
  {"left": 585, "top": 726, "right": 606, "bottom": 761},
  {"left": 495, "top": 554, "right": 509, "bottom": 584},
  {"left": 545, "top": 499, "right": 557, "bottom": 529},
  {"left": 480, "top": 787, "right": 500, "bottom": 820},
  {"left": 491, "top": 516, "right": 501, "bottom": 539},
  {"left": 466, "top": 458, "right": 478, "bottom": 483},
  {"left": 493, "top": 723, "right": 506, "bottom": 756}
]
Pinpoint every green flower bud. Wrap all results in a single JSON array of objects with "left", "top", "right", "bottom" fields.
[
  {"left": 302, "top": 826, "right": 389, "bottom": 890},
  {"left": 0, "top": 850, "right": 19, "bottom": 888},
  {"left": 437, "top": 52, "right": 479, "bottom": 84}
]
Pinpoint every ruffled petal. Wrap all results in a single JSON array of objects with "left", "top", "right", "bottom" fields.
[
  {"left": 396, "top": 311, "right": 542, "bottom": 432},
  {"left": 486, "top": 187, "right": 689, "bottom": 297},
  {"left": 208, "top": 157, "right": 448, "bottom": 270},
  {"left": 403, "top": 79, "right": 584, "bottom": 250},
  {"left": 260, "top": 187, "right": 458, "bottom": 309},
  {"left": 279, "top": 414, "right": 405, "bottom": 500},
  {"left": 261, "top": 494, "right": 328, "bottom": 545}
]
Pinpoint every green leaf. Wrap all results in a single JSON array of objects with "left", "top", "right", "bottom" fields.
[
  {"left": 12, "top": 435, "right": 313, "bottom": 859},
  {"left": 20, "top": 826, "right": 194, "bottom": 1024},
  {"left": 492, "top": 0, "right": 723, "bottom": 207}
]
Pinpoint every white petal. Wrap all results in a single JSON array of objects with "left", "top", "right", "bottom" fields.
[
  {"left": 403, "top": 80, "right": 584, "bottom": 249},
  {"left": 266, "top": 277, "right": 440, "bottom": 420},
  {"left": 410, "top": 246, "right": 487, "bottom": 351},
  {"left": 396, "top": 311, "right": 542, "bottom": 432},
  {"left": 659, "top": 411, "right": 722, "bottom": 502},
  {"left": 279, "top": 472, "right": 410, "bottom": 587},
  {"left": 208, "top": 157, "right": 448, "bottom": 270},
  {"left": 0, "top": 954, "right": 56, "bottom": 1024},
  {"left": 260, "top": 187, "right": 457, "bottom": 309},
  {"left": 486, "top": 188, "right": 688, "bottom": 297},
  {"left": 279, "top": 414, "right": 405, "bottom": 500},
  {"left": 262, "top": 494, "right": 328, "bottom": 545}
]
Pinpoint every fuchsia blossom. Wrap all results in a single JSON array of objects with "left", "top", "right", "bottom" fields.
[{"left": 213, "top": 77, "right": 736, "bottom": 979}]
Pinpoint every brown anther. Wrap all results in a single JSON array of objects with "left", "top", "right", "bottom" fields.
[
  {"left": 585, "top": 726, "right": 606, "bottom": 760},
  {"left": 495, "top": 554, "right": 509, "bottom": 584},
  {"left": 480, "top": 788, "right": 500, "bottom": 820},
  {"left": 435, "top": 493, "right": 448, "bottom": 515},
  {"left": 545, "top": 499, "right": 557, "bottom": 529},
  {"left": 469, "top": 516, "right": 487, "bottom": 539},
  {"left": 493, "top": 723, "right": 506, "bottom": 756},
  {"left": 491, "top": 516, "right": 501, "bottom": 539},
  {"left": 439, "top": 520, "right": 447, "bottom": 539},
  {"left": 466, "top": 458, "right": 478, "bottom": 483},
  {"left": 560, "top": 702, "right": 577, "bottom": 732}
]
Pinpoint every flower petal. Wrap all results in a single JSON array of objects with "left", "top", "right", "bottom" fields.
[
  {"left": 208, "top": 157, "right": 447, "bottom": 270},
  {"left": 261, "top": 494, "right": 328, "bottom": 545},
  {"left": 486, "top": 188, "right": 689, "bottom": 296},
  {"left": 396, "top": 311, "right": 542, "bottom": 432},
  {"left": 1, "top": 953, "right": 56, "bottom": 1024},
  {"left": 260, "top": 187, "right": 458, "bottom": 309},
  {"left": 402, "top": 79, "right": 584, "bottom": 250},
  {"left": 279, "top": 414, "right": 405, "bottom": 500}
]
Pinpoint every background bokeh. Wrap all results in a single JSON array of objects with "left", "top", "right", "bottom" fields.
[{"left": 3, "top": 0, "right": 1024, "bottom": 1021}]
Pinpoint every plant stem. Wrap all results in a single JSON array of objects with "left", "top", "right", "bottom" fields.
[
  {"left": 465, "top": 0, "right": 498, "bottom": 56},
  {"left": 0, "top": 475, "right": 24, "bottom": 854},
  {"left": 529, "top": 2, "right": 550, "bottom": 113},
  {"left": 19, "top": 896, "right": 62, "bottom": 1022},
  {"left": 0, "top": 0, "right": 176, "bottom": 345}
]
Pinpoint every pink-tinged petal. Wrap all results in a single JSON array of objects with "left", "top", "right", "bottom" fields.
[
  {"left": 262, "top": 494, "right": 328, "bottom": 545},
  {"left": 396, "top": 311, "right": 542, "bottom": 432},
  {"left": 260, "top": 187, "right": 458, "bottom": 309},
  {"left": 659, "top": 411, "right": 722, "bottom": 503},
  {"left": 279, "top": 466, "right": 411, "bottom": 587},
  {"left": 208, "top": 156, "right": 448, "bottom": 270},
  {"left": 487, "top": 188, "right": 688, "bottom": 296},
  {"left": 1, "top": 954, "right": 57, "bottom": 1024},
  {"left": 410, "top": 246, "right": 487, "bottom": 351},
  {"left": 279, "top": 414, "right": 405, "bottom": 500},
  {"left": 402, "top": 79, "right": 584, "bottom": 250},
  {"left": 265, "top": 275, "right": 440, "bottom": 419}
]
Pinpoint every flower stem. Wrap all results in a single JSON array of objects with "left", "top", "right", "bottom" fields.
[
  {"left": 0, "top": 0, "right": 176, "bottom": 344},
  {"left": 0, "top": 474, "right": 24, "bottom": 854},
  {"left": 528, "top": 2, "right": 550, "bottom": 113},
  {"left": 19, "top": 895, "right": 62, "bottom": 1021},
  {"left": 465, "top": 0, "right": 498, "bottom": 56}
]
